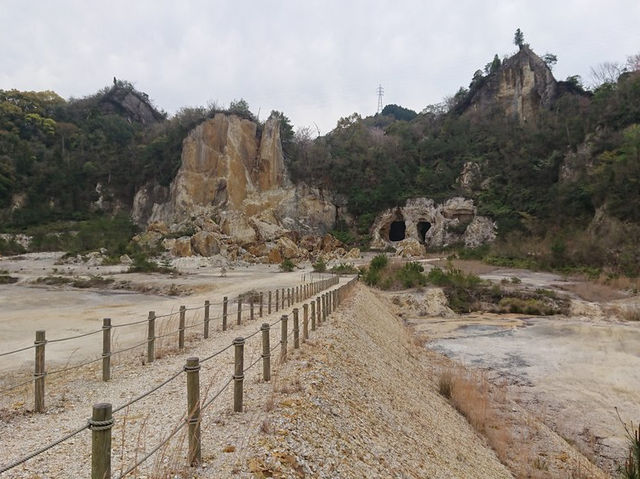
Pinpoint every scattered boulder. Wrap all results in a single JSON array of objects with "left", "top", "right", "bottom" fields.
[
  {"left": 147, "top": 221, "right": 169, "bottom": 235},
  {"left": 132, "top": 231, "right": 163, "bottom": 249},
  {"left": 162, "top": 238, "right": 176, "bottom": 251},
  {"left": 344, "top": 248, "right": 361, "bottom": 259},
  {"left": 321, "top": 234, "right": 344, "bottom": 252},
  {"left": 190, "top": 231, "right": 221, "bottom": 257},
  {"left": 171, "top": 237, "right": 193, "bottom": 257},
  {"left": 396, "top": 238, "right": 424, "bottom": 257},
  {"left": 119, "top": 254, "right": 133, "bottom": 265},
  {"left": 277, "top": 237, "right": 302, "bottom": 259}
]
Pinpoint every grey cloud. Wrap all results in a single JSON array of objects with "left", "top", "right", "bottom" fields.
[{"left": 1, "top": 0, "right": 638, "bottom": 133}]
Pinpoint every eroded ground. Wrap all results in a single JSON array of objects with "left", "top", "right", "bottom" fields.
[{"left": 398, "top": 262, "right": 640, "bottom": 473}]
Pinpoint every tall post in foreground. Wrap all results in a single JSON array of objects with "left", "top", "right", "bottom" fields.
[
  {"left": 303, "top": 303, "right": 309, "bottom": 341},
  {"left": 90, "top": 402, "right": 113, "bottom": 479},
  {"left": 280, "top": 315, "right": 288, "bottom": 362},
  {"left": 261, "top": 323, "right": 271, "bottom": 381},
  {"left": 204, "top": 300, "right": 210, "bottom": 339},
  {"left": 293, "top": 308, "right": 300, "bottom": 349},
  {"left": 147, "top": 311, "right": 156, "bottom": 363},
  {"left": 185, "top": 357, "right": 201, "bottom": 466},
  {"left": 34, "top": 330, "right": 46, "bottom": 412},
  {"left": 102, "top": 318, "right": 111, "bottom": 382},
  {"left": 179, "top": 305, "right": 186, "bottom": 350},
  {"left": 233, "top": 338, "right": 245, "bottom": 413},
  {"left": 222, "top": 297, "right": 228, "bottom": 331}
]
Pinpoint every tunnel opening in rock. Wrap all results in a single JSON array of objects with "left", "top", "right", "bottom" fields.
[
  {"left": 417, "top": 221, "right": 431, "bottom": 242},
  {"left": 389, "top": 221, "right": 406, "bottom": 241}
]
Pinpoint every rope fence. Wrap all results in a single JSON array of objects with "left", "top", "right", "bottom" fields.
[{"left": 0, "top": 274, "right": 357, "bottom": 478}]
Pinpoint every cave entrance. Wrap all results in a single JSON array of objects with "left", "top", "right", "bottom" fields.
[
  {"left": 389, "top": 221, "right": 406, "bottom": 241},
  {"left": 417, "top": 221, "right": 431, "bottom": 243}
]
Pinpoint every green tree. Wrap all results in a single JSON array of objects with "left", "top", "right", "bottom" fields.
[
  {"left": 514, "top": 28, "right": 524, "bottom": 49},
  {"left": 542, "top": 53, "right": 558, "bottom": 70}
]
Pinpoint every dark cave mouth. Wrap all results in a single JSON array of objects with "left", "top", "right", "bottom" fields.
[
  {"left": 389, "top": 221, "right": 406, "bottom": 241},
  {"left": 417, "top": 221, "right": 431, "bottom": 242}
]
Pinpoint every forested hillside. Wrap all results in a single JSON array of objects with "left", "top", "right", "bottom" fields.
[
  {"left": 1, "top": 47, "right": 640, "bottom": 275},
  {"left": 285, "top": 51, "right": 640, "bottom": 275}
]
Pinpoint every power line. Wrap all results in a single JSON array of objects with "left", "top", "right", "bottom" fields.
[{"left": 376, "top": 84, "right": 384, "bottom": 114}]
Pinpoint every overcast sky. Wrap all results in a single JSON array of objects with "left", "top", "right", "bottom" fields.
[{"left": 1, "top": 0, "right": 638, "bottom": 133}]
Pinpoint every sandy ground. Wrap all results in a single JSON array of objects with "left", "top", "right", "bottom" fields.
[
  {"left": 403, "top": 265, "right": 640, "bottom": 473},
  {"left": 0, "top": 252, "right": 329, "bottom": 377}
]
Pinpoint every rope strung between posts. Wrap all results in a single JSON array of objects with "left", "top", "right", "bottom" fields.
[
  {"left": 110, "top": 317, "right": 149, "bottom": 329},
  {"left": 46, "top": 355, "right": 104, "bottom": 378},
  {"left": 0, "top": 343, "right": 36, "bottom": 357},
  {"left": 0, "top": 376, "right": 35, "bottom": 394},
  {"left": 115, "top": 419, "right": 187, "bottom": 479},
  {"left": 112, "top": 369, "right": 184, "bottom": 414},
  {"left": 0, "top": 423, "right": 88, "bottom": 474},
  {"left": 243, "top": 355, "right": 262, "bottom": 374},
  {"left": 109, "top": 339, "right": 149, "bottom": 357},
  {"left": 200, "top": 343, "right": 233, "bottom": 363},
  {"left": 0, "top": 278, "right": 327, "bottom": 359},
  {"left": 46, "top": 328, "right": 103, "bottom": 343},
  {"left": 201, "top": 377, "right": 233, "bottom": 411},
  {"left": 243, "top": 328, "right": 261, "bottom": 340}
]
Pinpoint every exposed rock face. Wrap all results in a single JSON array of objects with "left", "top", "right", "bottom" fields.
[
  {"left": 370, "top": 197, "right": 496, "bottom": 251},
  {"left": 100, "top": 85, "right": 164, "bottom": 125},
  {"left": 132, "top": 112, "right": 347, "bottom": 249},
  {"left": 464, "top": 46, "right": 558, "bottom": 123}
]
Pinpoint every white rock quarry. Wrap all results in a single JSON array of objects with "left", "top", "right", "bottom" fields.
[{"left": 132, "top": 113, "right": 348, "bottom": 258}]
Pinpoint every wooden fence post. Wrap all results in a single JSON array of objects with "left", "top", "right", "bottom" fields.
[
  {"left": 303, "top": 304, "right": 309, "bottom": 341},
  {"left": 233, "top": 337, "right": 245, "bottom": 413},
  {"left": 34, "top": 330, "right": 46, "bottom": 413},
  {"left": 90, "top": 402, "right": 113, "bottom": 479},
  {"left": 275, "top": 290, "right": 279, "bottom": 312},
  {"left": 204, "top": 300, "right": 210, "bottom": 339},
  {"left": 259, "top": 292, "right": 264, "bottom": 317},
  {"left": 280, "top": 315, "right": 288, "bottom": 362},
  {"left": 250, "top": 297, "right": 254, "bottom": 321},
  {"left": 179, "top": 305, "right": 186, "bottom": 350},
  {"left": 185, "top": 357, "right": 201, "bottom": 466},
  {"left": 281, "top": 288, "right": 285, "bottom": 309},
  {"left": 293, "top": 308, "right": 300, "bottom": 349},
  {"left": 316, "top": 297, "right": 321, "bottom": 326},
  {"left": 311, "top": 301, "right": 316, "bottom": 331},
  {"left": 268, "top": 291, "right": 272, "bottom": 314},
  {"left": 147, "top": 311, "right": 155, "bottom": 363},
  {"left": 261, "top": 323, "right": 271, "bottom": 382},
  {"left": 223, "top": 297, "right": 228, "bottom": 331},
  {"left": 287, "top": 288, "right": 291, "bottom": 307},
  {"left": 237, "top": 299, "right": 242, "bottom": 326},
  {"left": 102, "top": 318, "right": 111, "bottom": 382},
  {"left": 323, "top": 294, "right": 328, "bottom": 321}
]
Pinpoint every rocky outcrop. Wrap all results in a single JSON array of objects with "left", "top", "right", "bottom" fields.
[
  {"left": 463, "top": 46, "right": 558, "bottom": 123},
  {"left": 100, "top": 83, "right": 164, "bottom": 125},
  {"left": 370, "top": 197, "right": 496, "bottom": 251},
  {"left": 133, "top": 113, "right": 346, "bottom": 237}
]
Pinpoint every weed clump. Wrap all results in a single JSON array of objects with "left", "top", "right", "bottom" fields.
[{"left": 280, "top": 259, "right": 295, "bottom": 272}]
